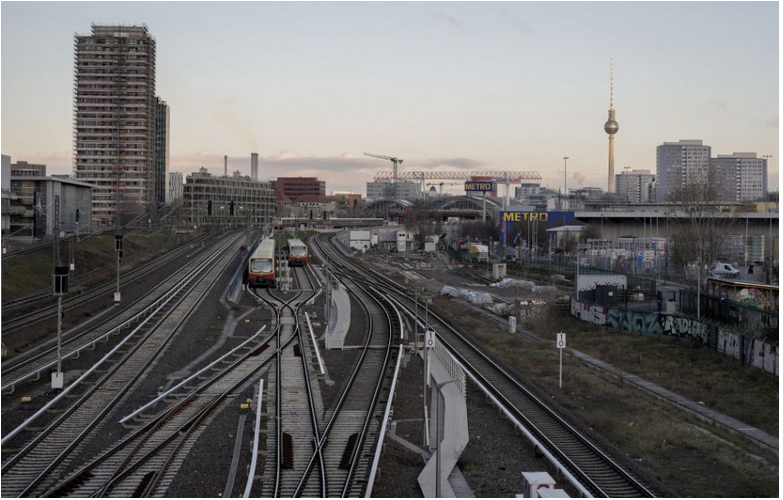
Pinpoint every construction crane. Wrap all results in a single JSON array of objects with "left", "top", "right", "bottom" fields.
[{"left": 364, "top": 152, "right": 403, "bottom": 200}]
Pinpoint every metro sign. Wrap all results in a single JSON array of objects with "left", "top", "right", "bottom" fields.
[{"left": 464, "top": 181, "right": 496, "bottom": 193}]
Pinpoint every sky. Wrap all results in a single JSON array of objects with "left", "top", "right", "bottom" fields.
[{"left": 1, "top": 1, "right": 779, "bottom": 196}]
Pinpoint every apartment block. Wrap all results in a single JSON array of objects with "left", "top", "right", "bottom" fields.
[
  {"left": 615, "top": 169, "right": 655, "bottom": 204},
  {"left": 74, "top": 25, "right": 157, "bottom": 226},
  {"left": 656, "top": 140, "right": 711, "bottom": 201},
  {"left": 711, "top": 153, "right": 768, "bottom": 202},
  {"left": 168, "top": 171, "right": 183, "bottom": 204},
  {"left": 155, "top": 97, "right": 170, "bottom": 206},
  {"left": 366, "top": 180, "right": 420, "bottom": 202}
]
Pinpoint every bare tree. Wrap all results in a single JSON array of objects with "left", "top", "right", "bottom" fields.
[
  {"left": 578, "top": 222, "right": 601, "bottom": 242},
  {"left": 403, "top": 199, "right": 441, "bottom": 247},
  {"left": 668, "top": 176, "right": 739, "bottom": 291}
]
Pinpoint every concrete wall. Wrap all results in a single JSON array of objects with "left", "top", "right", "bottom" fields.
[{"left": 571, "top": 298, "right": 778, "bottom": 376}]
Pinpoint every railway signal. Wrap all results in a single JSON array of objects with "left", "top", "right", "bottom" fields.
[
  {"left": 114, "top": 234, "right": 123, "bottom": 304},
  {"left": 557, "top": 332, "right": 566, "bottom": 388}
]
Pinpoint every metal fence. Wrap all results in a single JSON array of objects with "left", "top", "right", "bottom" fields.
[{"left": 679, "top": 289, "right": 779, "bottom": 339}]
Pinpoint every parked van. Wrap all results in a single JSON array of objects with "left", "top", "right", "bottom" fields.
[{"left": 712, "top": 262, "right": 740, "bottom": 279}]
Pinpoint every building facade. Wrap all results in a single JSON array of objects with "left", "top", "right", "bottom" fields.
[
  {"left": 155, "top": 97, "right": 170, "bottom": 206},
  {"left": 8, "top": 176, "right": 93, "bottom": 238},
  {"left": 74, "top": 25, "right": 157, "bottom": 226},
  {"left": 271, "top": 177, "right": 325, "bottom": 203},
  {"left": 182, "top": 167, "right": 275, "bottom": 228},
  {"left": 168, "top": 171, "right": 183, "bottom": 204},
  {"left": 656, "top": 140, "right": 711, "bottom": 202},
  {"left": 615, "top": 169, "right": 655, "bottom": 204},
  {"left": 10, "top": 161, "right": 47, "bottom": 177},
  {"left": 515, "top": 183, "right": 542, "bottom": 199},
  {"left": 366, "top": 180, "right": 420, "bottom": 202},
  {"left": 711, "top": 153, "right": 768, "bottom": 202}
]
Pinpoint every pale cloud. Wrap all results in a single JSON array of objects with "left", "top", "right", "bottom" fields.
[
  {"left": 711, "top": 99, "right": 728, "bottom": 113},
  {"left": 766, "top": 117, "right": 779, "bottom": 128},
  {"left": 499, "top": 8, "right": 536, "bottom": 34},
  {"left": 438, "top": 14, "right": 463, "bottom": 32}
]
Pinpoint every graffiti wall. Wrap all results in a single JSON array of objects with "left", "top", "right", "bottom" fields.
[
  {"left": 571, "top": 298, "right": 779, "bottom": 376},
  {"left": 570, "top": 300, "right": 607, "bottom": 325}
]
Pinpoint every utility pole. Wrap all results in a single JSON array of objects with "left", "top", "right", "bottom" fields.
[
  {"left": 563, "top": 156, "right": 569, "bottom": 196},
  {"left": 52, "top": 196, "right": 67, "bottom": 389}
]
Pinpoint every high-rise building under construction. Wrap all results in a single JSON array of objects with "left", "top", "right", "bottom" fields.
[{"left": 74, "top": 25, "right": 157, "bottom": 226}]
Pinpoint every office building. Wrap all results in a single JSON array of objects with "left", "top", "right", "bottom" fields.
[
  {"left": 155, "top": 98, "right": 170, "bottom": 206},
  {"left": 366, "top": 180, "right": 419, "bottom": 202},
  {"left": 711, "top": 153, "right": 768, "bottom": 202},
  {"left": 10, "top": 161, "right": 47, "bottom": 177},
  {"left": 74, "top": 25, "right": 157, "bottom": 226},
  {"left": 515, "top": 183, "right": 542, "bottom": 199},
  {"left": 655, "top": 140, "right": 711, "bottom": 201},
  {"left": 272, "top": 177, "right": 326, "bottom": 203},
  {"left": 182, "top": 167, "right": 274, "bottom": 227},
  {"left": 615, "top": 169, "right": 655, "bottom": 204}
]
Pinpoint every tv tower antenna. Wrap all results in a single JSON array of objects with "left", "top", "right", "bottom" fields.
[{"left": 604, "top": 58, "right": 619, "bottom": 194}]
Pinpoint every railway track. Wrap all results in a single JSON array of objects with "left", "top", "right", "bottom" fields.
[
  {"left": 0, "top": 234, "right": 222, "bottom": 394},
  {"left": 302, "top": 237, "right": 401, "bottom": 497},
  {"left": 318, "top": 234, "right": 655, "bottom": 498},
  {"left": 253, "top": 265, "right": 325, "bottom": 497},
  {"left": 1, "top": 232, "right": 213, "bottom": 332},
  {"left": 0, "top": 234, "right": 245, "bottom": 498}
]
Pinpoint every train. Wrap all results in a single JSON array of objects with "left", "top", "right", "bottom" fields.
[
  {"left": 287, "top": 238, "right": 309, "bottom": 266},
  {"left": 248, "top": 238, "right": 276, "bottom": 287}
]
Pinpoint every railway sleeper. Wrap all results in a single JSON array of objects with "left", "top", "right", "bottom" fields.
[
  {"left": 339, "top": 433, "right": 359, "bottom": 470},
  {"left": 282, "top": 433, "right": 294, "bottom": 469}
]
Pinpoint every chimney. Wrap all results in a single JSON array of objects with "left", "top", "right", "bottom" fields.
[
  {"left": 251, "top": 152, "right": 259, "bottom": 181},
  {"left": 224, "top": 155, "right": 228, "bottom": 178}
]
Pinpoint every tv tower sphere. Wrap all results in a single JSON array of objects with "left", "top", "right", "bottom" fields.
[{"left": 604, "top": 118, "right": 619, "bottom": 135}]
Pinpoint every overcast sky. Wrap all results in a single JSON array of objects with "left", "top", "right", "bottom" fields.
[{"left": 2, "top": 1, "right": 779, "bottom": 195}]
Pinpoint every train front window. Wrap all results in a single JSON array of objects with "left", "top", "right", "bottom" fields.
[
  {"left": 291, "top": 247, "right": 306, "bottom": 257},
  {"left": 251, "top": 259, "right": 273, "bottom": 273}
]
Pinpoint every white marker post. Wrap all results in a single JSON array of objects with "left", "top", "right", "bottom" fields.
[{"left": 556, "top": 332, "right": 566, "bottom": 389}]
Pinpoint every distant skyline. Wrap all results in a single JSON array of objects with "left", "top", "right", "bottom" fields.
[{"left": 2, "top": 2, "right": 779, "bottom": 195}]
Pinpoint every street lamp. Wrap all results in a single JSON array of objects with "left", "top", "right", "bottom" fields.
[
  {"left": 563, "top": 157, "right": 569, "bottom": 196},
  {"left": 761, "top": 155, "right": 773, "bottom": 284}
]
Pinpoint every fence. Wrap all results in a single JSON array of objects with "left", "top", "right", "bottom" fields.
[{"left": 678, "top": 289, "right": 778, "bottom": 340}]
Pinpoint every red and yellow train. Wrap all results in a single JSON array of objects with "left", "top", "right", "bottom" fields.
[
  {"left": 287, "top": 238, "right": 309, "bottom": 266},
  {"left": 248, "top": 238, "right": 276, "bottom": 287}
]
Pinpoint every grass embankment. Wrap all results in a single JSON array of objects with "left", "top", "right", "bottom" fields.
[
  {"left": 2, "top": 232, "right": 180, "bottom": 300},
  {"left": 531, "top": 313, "right": 779, "bottom": 437},
  {"left": 273, "top": 230, "right": 319, "bottom": 248},
  {"left": 434, "top": 297, "right": 778, "bottom": 498}
]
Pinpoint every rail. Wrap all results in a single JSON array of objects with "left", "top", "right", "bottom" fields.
[{"left": 243, "top": 379, "right": 265, "bottom": 498}]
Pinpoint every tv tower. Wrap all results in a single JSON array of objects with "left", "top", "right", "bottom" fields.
[{"left": 604, "top": 59, "right": 619, "bottom": 193}]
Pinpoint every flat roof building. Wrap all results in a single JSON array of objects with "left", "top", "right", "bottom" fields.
[
  {"left": 11, "top": 161, "right": 46, "bottom": 177},
  {"left": 615, "top": 169, "right": 655, "bottom": 204},
  {"left": 271, "top": 177, "right": 326, "bottom": 203},
  {"left": 711, "top": 153, "right": 767, "bottom": 202},
  {"left": 656, "top": 140, "right": 711, "bottom": 202},
  {"left": 182, "top": 167, "right": 275, "bottom": 228},
  {"left": 8, "top": 175, "right": 93, "bottom": 238}
]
